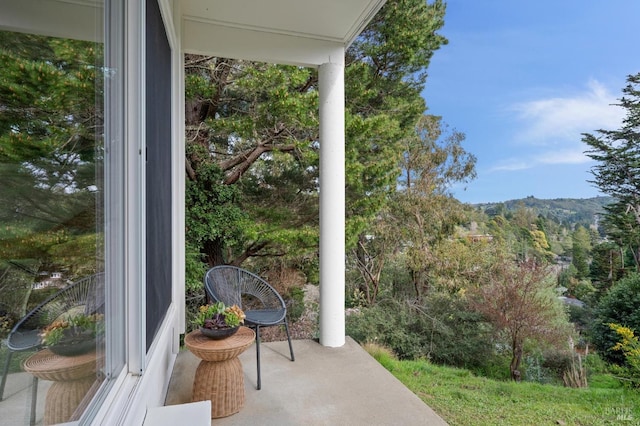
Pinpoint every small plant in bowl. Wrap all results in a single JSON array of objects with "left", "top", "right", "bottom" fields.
[
  {"left": 194, "top": 302, "right": 245, "bottom": 339},
  {"left": 41, "top": 313, "right": 104, "bottom": 356}
]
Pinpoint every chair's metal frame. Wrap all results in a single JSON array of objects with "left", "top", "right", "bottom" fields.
[{"left": 204, "top": 266, "right": 294, "bottom": 390}]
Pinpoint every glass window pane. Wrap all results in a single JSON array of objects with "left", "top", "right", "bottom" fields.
[{"left": 0, "top": 6, "right": 116, "bottom": 422}]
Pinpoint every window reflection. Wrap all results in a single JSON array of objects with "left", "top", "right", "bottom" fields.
[{"left": 0, "top": 30, "right": 105, "bottom": 425}]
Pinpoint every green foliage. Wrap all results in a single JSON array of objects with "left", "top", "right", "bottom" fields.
[
  {"left": 591, "top": 273, "right": 640, "bottom": 364},
  {"left": 184, "top": 160, "right": 248, "bottom": 266},
  {"left": 286, "top": 286, "right": 305, "bottom": 323},
  {"left": 0, "top": 310, "right": 16, "bottom": 339},
  {"left": 346, "top": 299, "right": 425, "bottom": 359},
  {"left": 608, "top": 323, "right": 640, "bottom": 387},
  {"left": 584, "top": 72, "right": 640, "bottom": 269},
  {"left": 346, "top": 292, "right": 494, "bottom": 368},
  {"left": 344, "top": 0, "right": 449, "bottom": 248},
  {"left": 40, "top": 313, "right": 104, "bottom": 346},
  {"left": 193, "top": 302, "right": 245, "bottom": 329},
  {"left": 0, "top": 30, "right": 102, "bottom": 294},
  {"left": 572, "top": 226, "right": 592, "bottom": 279},
  {"left": 590, "top": 241, "right": 625, "bottom": 298}
]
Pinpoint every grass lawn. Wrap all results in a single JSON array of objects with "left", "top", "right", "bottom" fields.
[
  {"left": 0, "top": 345, "right": 34, "bottom": 374},
  {"left": 368, "top": 348, "right": 640, "bottom": 426}
]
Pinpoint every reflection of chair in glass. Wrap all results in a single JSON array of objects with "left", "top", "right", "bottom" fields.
[
  {"left": 0, "top": 273, "right": 104, "bottom": 424},
  {"left": 204, "top": 266, "right": 294, "bottom": 390}
]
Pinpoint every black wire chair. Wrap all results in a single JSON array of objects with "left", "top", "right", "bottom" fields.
[
  {"left": 204, "top": 266, "right": 294, "bottom": 390},
  {"left": 0, "top": 273, "right": 104, "bottom": 424}
]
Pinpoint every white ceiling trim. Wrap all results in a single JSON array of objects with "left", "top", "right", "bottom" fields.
[
  {"left": 180, "top": 0, "right": 386, "bottom": 65},
  {"left": 183, "top": 0, "right": 384, "bottom": 47},
  {"left": 343, "top": 0, "right": 385, "bottom": 47},
  {"left": 183, "top": 18, "right": 346, "bottom": 67},
  {"left": 182, "top": 14, "right": 346, "bottom": 44}
]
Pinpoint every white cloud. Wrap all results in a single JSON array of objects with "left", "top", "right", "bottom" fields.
[
  {"left": 488, "top": 148, "right": 593, "bottom": 173},
  {"left": 510, "top": 79, "right": 625, "bottom": 146},
  {"left": 489, "top": 159, "right": 533, "bottom": 172},
  {"left": 535, "top": 149, "right": 591, "bottom": 165}
]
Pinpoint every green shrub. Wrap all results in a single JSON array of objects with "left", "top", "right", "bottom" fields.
[
  {"left": 346, "top": 292, "right": 495, "bottom": 369},
  {"left": 541, "top": 349, "right": 572, "bottom": 383},
  {"left": 584, "top": 352, "right": 609, "bottom": 375},
  {"left": 469, "top": 353, "right": 512, "bottom": 381},
  {"left": 590, "top": 273, "right": 640, "bottom": 364},
  {"left": 346, "top": 299, "right": 425, "bottom": 359},
  {"left": 286, "top": 286, "right": 305, "bottom": 322}
]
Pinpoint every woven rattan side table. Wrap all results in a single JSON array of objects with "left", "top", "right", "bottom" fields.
[
  {"left": 24, "top": 349, "right": 100, "bottom": 425},
  {"left": 184, "top": 327, "right": 255, "bottom": 418}
]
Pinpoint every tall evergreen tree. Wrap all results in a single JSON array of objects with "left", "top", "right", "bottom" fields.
[
  {"left": 0, "top": 31, "right": 102, "bottom": 279},
  {"left": 584, "top": 72, "right": 640, "bottom": 269}
]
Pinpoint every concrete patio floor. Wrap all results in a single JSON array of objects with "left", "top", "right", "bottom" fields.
[
  {"left": 165, "top": 337, "right": 449, "bottom": 426},
  {"left": 1, "top": 365, "right": 51, "bottom": 425},
  {"left": 1, "top": 337, "right": 448, "bottom": 425}
]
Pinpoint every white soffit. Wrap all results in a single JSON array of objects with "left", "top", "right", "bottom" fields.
[
  {"left": 0, "top": 0, "right": 103, "bottom": 42},
  {"left": 181, "top": 0, "right": 386, "bottom": 66}
]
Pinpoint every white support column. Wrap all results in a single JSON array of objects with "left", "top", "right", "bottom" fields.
[{"left": 318, "top": 57, "right": 345, "bottom": 347}]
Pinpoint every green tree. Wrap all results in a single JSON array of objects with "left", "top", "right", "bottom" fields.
[
  {"left": 584, "top": 72, "right": 640, "bottom": 269},
  {"left": 0, "top": 31, "right": 102, "bottom": 283},
  {"left": 184, "top": 0, "right": 450, "bottom": 278},
  {"left": 344, "top": 0, "right": 449, "bottom": 247},
  {"left": 571, "top": 226, "right": 592, "bottom": 279},
  {"left": 185, "top": 59, "right": 320, "bottom": 269},
  {"left": 354, "top": 114, "right": 475, "bottom": 302},
  {"left": 589, "top": 241, "right": 625, "bottom": 298}
]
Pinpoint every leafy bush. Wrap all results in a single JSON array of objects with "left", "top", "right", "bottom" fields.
[
  {"left": 346, "top": 292, "right": 495, "bottom": 369},
  {"left": 523, "top": 349, "right": 572, "bottom": 385},
  {"left": 0, "top": 311, "right": 16, "bottom": 339},
  {"left": 346, "top": 298, "right": 425, "bottom": 359},
  {"left": 566, "top": 304, "right": 594, "bottom": 337},
  {"left": 286, "top": 286, "right": 305, "bottom": 322},
  {"left": 590, "top": 273, "right": 640, "bottom": 364},
  {"left": 608, "top": 323, "right": 640, "bottom": 387},
  {"left": 469, "top": 353, "right": 512, "bottom": 381}
]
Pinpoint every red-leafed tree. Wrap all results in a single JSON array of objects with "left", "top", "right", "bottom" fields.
[{"left": 469, "top": 254, "right": 573, "bottom": 381}]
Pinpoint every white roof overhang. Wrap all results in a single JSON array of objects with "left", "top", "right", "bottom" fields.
[{"left": 180, "top": 0, "right": 386, "bottom": 66}]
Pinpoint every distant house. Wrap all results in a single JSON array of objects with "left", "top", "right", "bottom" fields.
[
  {"left": 466, "top": 234, "right": 494, "bottom": 243},
  {"left": 32, "top": 272, "right": 65, "bottom": 290}
]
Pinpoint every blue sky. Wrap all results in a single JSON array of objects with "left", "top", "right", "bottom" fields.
[{"left": 423, "top": 0, "right": 640, "bottom": 204}]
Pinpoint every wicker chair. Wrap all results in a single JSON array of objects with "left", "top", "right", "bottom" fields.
[
  {"left": 204, "top": 266, "right": 294, "bottom": 390},
  {"left": 0, "top": 273, "right": 104, "bottom": 424}
]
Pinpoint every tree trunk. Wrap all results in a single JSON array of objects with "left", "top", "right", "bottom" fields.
[
  {"left": 411, "top": 269, "right": 421, "bottom": 301},
  {"left": 510, "top": 343, "right": 523, "bottom": 381},
  {"left": 203, "top": 238, "right": 226, "bottom": 267}
]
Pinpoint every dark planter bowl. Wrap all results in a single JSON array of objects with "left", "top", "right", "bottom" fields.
[
  {"left": 49, "top": 338, "right": 96, "bottom": 356},
  {"left": 199, "top": 326, "right": 239, "bottom": 340}
]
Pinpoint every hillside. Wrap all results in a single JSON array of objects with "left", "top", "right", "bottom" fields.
[{"left": 474, "top": 196, "right": 614, "bottom": 228}]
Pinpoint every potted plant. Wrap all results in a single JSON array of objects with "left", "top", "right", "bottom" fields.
[
  {"left": 40, "top": 313, "right": 104, "bottom": 356},
  {"left": 194, "top": 302, "right": 245, "bottom": 339}
]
